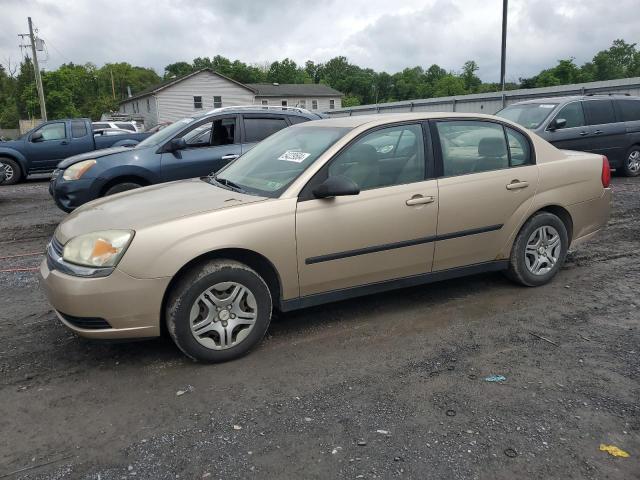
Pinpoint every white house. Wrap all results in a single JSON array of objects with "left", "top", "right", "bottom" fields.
[{"left": 119, "top": 69, "right": 344, "bottom": 128}]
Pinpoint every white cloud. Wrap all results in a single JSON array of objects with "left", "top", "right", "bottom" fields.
[{"left": 0, "top": 0, "right": 637, "bottom": 81}]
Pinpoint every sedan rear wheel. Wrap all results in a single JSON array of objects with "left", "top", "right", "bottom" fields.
[
  {"left": 506, "top": 212, "right": 568, "bottom": 287},
  {"left": 166, "top": 260, "right": 272, "bottom": 362}
]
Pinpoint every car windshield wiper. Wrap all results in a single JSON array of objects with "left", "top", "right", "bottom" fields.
[{"left": 208, "top": 174, "right": 246, "bottom": 194}]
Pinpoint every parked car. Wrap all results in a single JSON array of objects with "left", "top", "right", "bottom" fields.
[
  {"left": 93, "top": 127, "right": 137, "bottom": 136},
  {"left": 496, "top": 94, "right": 640, "bottom": 176},
  {"left": 40, "top": 112, "right": 611, "bottom": 362},
  {"left": 0, "top": 119, "right": 150, "bottom": 185},
  {"left": 145, "top": 122, "right": 172, "bottom": 134},
  {"left": 49, "top": 106, "right": 325, "bottom": 212},
  {"left": 92, "top": 121, "right": 142, "bottom": 133}
]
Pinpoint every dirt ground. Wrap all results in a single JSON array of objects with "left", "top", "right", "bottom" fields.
[{"left": 0, "top": 176, "right": 638, "bottom": 480}]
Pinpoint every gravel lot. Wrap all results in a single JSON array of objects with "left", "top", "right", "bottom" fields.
[{"left": 0, "top": 176, "right": 638, "bottom": 479}]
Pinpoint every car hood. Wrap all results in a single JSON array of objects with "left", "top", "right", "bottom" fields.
[
  {"left": 56, "top": 145, "right": 143, "bottom": 169},
  {"left": 55, "top": 178, "right": 268, "bottom": 243}
]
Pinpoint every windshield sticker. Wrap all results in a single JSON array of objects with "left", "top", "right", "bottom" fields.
[
  {"left": 278, "top": 151, "right": 310, "bottom": 163},
  {"left": 539, "top": 104, "right": 556, "bottom": 108}
]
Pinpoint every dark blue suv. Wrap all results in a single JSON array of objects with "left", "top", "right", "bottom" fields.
[{"left": 50, "top": 106, "right": 324, "bottom": 212}]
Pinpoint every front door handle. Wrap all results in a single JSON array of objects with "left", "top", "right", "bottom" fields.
[
  {"left": 221, "top": 154, "right": 239, "bottom": 161},
  {"left": 579, "top": 131, "right": 589, "bottom": 136},
  {"left": 592, "top": 130, "right": 603, "bottom": 135},
  {"left": 506, "top": 180, "right": 529, "bottom": 190},
  {"left": 60, "top": 141, "right": 69, "bottom": 145},
  {"left": 406, "top": 195, "right": 435, "bottom": 206}
]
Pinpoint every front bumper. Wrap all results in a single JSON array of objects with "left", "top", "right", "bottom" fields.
[
  {"left": 50, "top": 171, "right": 103, "bottom": 212},
  {"left": 39, "top": 257, "right": 171, "bottom": 340}
]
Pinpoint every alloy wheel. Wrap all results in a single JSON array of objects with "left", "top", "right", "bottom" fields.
[
  {"left": 627, "top": 150, "right": 640, "bottom": 174},
  {"left": 524, "top": 225, "right": 561, "bottom": 275},
  {"left": 3, "top": 164, "right": 14, "bottom": 182},
  {"left": 189, "top": 281, "right": 258, "bottom": 350}
]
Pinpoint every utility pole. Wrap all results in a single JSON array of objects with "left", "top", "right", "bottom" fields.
[
  {"left": 110, "top": 68, "right": 116, "bottom": 99},
  {"left": 28, "top": 17, "right": 47, "bottom": 121},
  {"left": 500, "top": 0, "right": 508, "bottom": 107}
]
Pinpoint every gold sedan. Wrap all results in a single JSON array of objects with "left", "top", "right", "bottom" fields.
[{"left": 40, "top": 113, "right": 612, "bottom": 362}]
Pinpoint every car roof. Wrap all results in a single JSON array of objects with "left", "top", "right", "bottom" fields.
[
  {"left": 298, "top": 112, "right": 510, "bottom": 129},
  {"left": 511, "top": 95, "right": 640, "bottom": 106}
]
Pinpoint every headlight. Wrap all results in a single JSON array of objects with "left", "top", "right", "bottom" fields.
[
  {"left": 63, "top": 230, "right": 134, "bottom": 268},
  {"left": 63, "top": 159, "right": 96, "bottom": 180}
]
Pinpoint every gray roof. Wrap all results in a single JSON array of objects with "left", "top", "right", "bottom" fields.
[
  {"left": 120, "top": 69, "right": 255, "bottom": 104},
  {"left": 246, "top": 83, "right": 343, "bottom": 97}
]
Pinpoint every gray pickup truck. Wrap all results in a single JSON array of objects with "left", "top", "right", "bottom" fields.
[{"left": 0, "top": 118, "right": 149, "bottom": 184}]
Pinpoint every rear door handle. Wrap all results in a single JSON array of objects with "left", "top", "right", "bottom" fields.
[
  {"left": 592, "top": 130, "right": 603, "bottom": 135},
  {"left": 579, "top": 131, "right": 589, "bottom": 136},
  {"left": 221, "top": 154, "right": 239, "bottom": 161},
  {"left": 60, "top": 141, "right": 69, "bottom": 145},
  {"left": 506, "top": 180, "right": 529, "bottom": 190},
  {"left": 406, "top": 195, "right": 435, "bottom": 206}
]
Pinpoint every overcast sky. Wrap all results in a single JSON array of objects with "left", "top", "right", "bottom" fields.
[{"left": 1, "top": 0, "right": 638, "bottom": 82}]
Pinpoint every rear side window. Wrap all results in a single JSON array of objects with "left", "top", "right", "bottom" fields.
[
  {"left": 71, "top": 121, "right": 88, "bottom": 138},
  {"left": 583, "top": 100, "right": 616, "bottom": 125},
  {"left": 616, "top": 99, "right": 640, "bottom": 122},
  {"left": 553, "top": 102, "right": 585, "bottom": 129},
  {"left": 506, "top": 128, "right": 531, "bottom": 167},
  {"left": 243, "top": 117, "right": 288, "bottom": 143}
]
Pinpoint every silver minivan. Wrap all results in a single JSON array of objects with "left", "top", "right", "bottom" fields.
[{"left": 497, "top": 94, "right": 640, "bottom": 176}]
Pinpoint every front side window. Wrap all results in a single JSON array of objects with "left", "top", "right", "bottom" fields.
[
  {"left": 583, "top": 100, "right": 615, "bottom": 125},
  {"left": 552, "top": 102, "right": 585, "bottom": 129},
  {"left": 213, "top": 96, "right": 222, "bottom": 109},
  {"left": 436, "top": 121, "right": 508, "bottom": 176},
  {"left": 211, "top": 118, "right": 236, "bottom": 146},
  {"left": 243, "top": 117, "right": 288, "bottom": 143},
  {"left": 328, "top": 124, "right": 425, "bottom": 190},
  {"left": 193, "top": 96, "right": 203, "bottom": 109},
  {"left": 212, "top": 125, "right": 351, "bottom": 197},
  {"left": 71, "top": 120, "right": 88, "bottom": 138},
  {"left": 35, "top": 122, "right": 66, "bottom": 141},
  {"left": 179, "top": 118, "right": 236, "bottom": 147}
]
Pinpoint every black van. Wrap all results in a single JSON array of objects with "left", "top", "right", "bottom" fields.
[{"left": 497, "top": 94, "right": 640, "bottom": 176}]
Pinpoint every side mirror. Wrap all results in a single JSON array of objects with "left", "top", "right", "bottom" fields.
[
  {"left": 167, "top": 137, "right": 187, "bottom": 152},
  {"left": 313, "top": 175, "right": 360, "bottom": 199},
  {"left": 549, "top": 118, "right": 566, "bottom": 131},
  {"left": 31, "top": 131, "right": 44, "bottom": 142}
]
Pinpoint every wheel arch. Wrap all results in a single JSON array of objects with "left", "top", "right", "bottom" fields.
[
  {"left": 159, "top": 248, "right": 283, "bottom": 336},
  {"left": 99, "top": 175, "right": 151, "bottom": 196},
  {"left": 0, "top": 150, "right": 27, "bottom": 177},
  {"left": 534, "top": 204, "right": 574, "bottom": 244}
]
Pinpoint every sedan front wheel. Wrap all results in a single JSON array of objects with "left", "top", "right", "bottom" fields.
[{"left": 166, "top": 260, "right": 272, "bottom": 362}]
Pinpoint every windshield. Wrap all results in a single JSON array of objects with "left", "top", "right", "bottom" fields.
[
  {"left": 496, "top": 103, "right": 558, "bottom": 129},
  {"left": 210, "top": 125, "right": 351, "bottom": 197},
  {"left": 136, "top": 117, "right": 194, "bottom": 148}
]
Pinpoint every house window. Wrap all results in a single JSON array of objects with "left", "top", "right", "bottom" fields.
[
  {"left": 213, "top": 96, "right": 222, "bottom": 109},
  {"left": 329, "top": 99, "right": 335, "bottom": 109},
  {"left": 146, "top": 98, "right": 151, "bottom": 113},
  {"left": 261, "top": 100, "right": 268, "bottom": 106},
  {"left": 194, "top": 96, "right": 203, "bottom": 109},
  {"left": 299, "top": 99, "right": 306, "bottom": 108},
  {"left": 281, "top": 100, "right": 288, "bottom": 107},
  {"left": 312, "top": 99, "right": 318, "bottom": 110}
]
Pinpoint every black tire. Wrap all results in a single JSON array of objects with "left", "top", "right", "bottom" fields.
[
  {"left": 620, "top": 145, "right": 640, "bottom": 177},
  {"left": 0, "top": 158, "right": 23, "bottom": 185},
  {"left": 166, "top": 259, "right": 272, "bottom": 362},
  {"left": 505, "top": 212, "right": 569, "bottom": 287},
  {"left": 104, "top": 182, "right": 142, "bottom": 196}
]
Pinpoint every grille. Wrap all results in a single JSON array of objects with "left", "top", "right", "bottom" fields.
[{"left": 58, "top": 312, "right": 112, "bottom": 330}]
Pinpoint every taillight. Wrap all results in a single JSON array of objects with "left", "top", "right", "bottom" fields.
[{"left": 601, "top": 156, "right": 611, "bottom": 188}]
